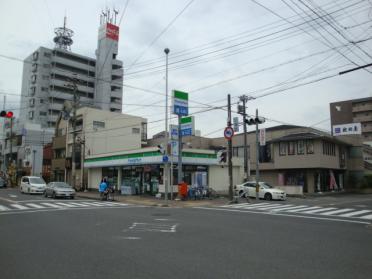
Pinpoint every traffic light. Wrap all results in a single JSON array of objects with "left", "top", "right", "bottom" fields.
[
  {"left": 217, "top": 150, "right": 227, "bottom": 163},
  {"left": 0, "top": 111, "right": 13, "bottom": 118},
  {"left": 245, "top": 117, "right": 265, "bottom": 125},
  {"left": 157, "top": 144, "right": 165, "bottom": 155}
]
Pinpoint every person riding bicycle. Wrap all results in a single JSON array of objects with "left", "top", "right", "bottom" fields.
[{"left": 99, "top": 178, "right": 108, "bottom": 194}]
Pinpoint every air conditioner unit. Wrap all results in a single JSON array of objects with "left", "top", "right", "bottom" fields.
[{"left": 23, "top": 160, "right": 30, "bottom": 167}]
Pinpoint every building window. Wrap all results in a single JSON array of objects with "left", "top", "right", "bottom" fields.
[
  {"left": 306, "top": 140, "right": 314, "bottom": 154},
  {"left": 41, "top": 87, "right": 49, "bottom": 92},
  {"left": 132, "top": 127, "right": 140, "bottom": 134},
  {"left": 29, "top": 99, "right": 35, "bottom": 107},
  {"left": 288, "top": 141, "right": 296, "bottom": 155},
  {"left": 42, "top": 75, "right": 50, "bottom": 80},
  {"left": 30, "top": 87, "right": 36, "bottom": 96},
  {"left": 31, "top": 75, "right": 37, "bottom": 84},
  {"left": 40, "top": 99, "right": 44, "bottom": 104},
  {"left": 29, "top": 111, "right": 34, "bottom": 119},
  {"left": 279, "top": 142, "right": 287, "bottom": 156},
  {"left": 32, "top": 63, "right": 38, "bottom": 72},
  {"left": 297, "top": 140, "right": 305, "bottom": 155},
  {"left": 93, "top": 121, "right": 105, "bottom": 130},
  {"left": 39, "top": 111, "right": 47, "bottom": 116},
  {"left": 33, "top": 51, "right": 39, "bottom": 61},
  {"left": 44, "top": 52, "right": 51, "bottom": 58}
]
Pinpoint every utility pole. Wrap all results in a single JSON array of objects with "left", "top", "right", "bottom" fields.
[
  {"left": 227, "top": 94, "right": 233, "bottom": 200},
  {"left": 238, "top": 95, "right": 251, "bottom": 181},
  {"left": 164, "top": 48, "right": 170, "bottom": 203},
  {"left": 255, "top": 108, "right": 260, "bottom": 200},
  {"left": 9, "top": 116, "right": 13, "bottom": 168},
  {"left": 66, "top": 76, "right": 78, "bottom": 189}
]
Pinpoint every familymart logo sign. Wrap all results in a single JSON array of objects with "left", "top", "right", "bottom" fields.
[{"left": 172, "top": 90, "right": 188, "bottom": 116}]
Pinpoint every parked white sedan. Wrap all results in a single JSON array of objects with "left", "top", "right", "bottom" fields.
[{"left": 235, "top": 181, "right": 286, "bottom": 201}]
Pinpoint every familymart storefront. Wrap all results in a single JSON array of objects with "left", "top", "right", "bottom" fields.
[{"left": 84, "top": 147, "right": 219, "bottom": 195}]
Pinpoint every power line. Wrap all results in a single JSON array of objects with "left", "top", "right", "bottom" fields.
[{"left": 125, "top": 0, "right": 195, "bottom": 72}]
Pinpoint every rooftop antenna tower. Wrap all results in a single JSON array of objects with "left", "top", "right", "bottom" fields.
[{"left": 53, "top": 16, "right": 74, "bottom": 51}]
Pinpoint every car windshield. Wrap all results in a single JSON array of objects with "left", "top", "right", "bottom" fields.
[
  {"left": 53, "top": 182, "right": 71, "bottom": 188},
  {"left": 261, "top": 182, "right": 273, "bottom": 189},
  {"left": 29, "top": 177, "right": 46, "bottom": 184}
]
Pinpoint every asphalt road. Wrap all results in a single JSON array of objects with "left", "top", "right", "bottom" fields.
[{"left": 1, "top": 188, "right": 372, "bottom": 279}]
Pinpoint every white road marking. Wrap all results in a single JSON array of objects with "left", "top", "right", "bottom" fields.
[
  {"left": 54, "top": 202, "right": 78, "bottom": 208},
  {"left": 320, "top": 208, "right": 355, "bottom": 216},
  {"left": 359, "top": 214, "right": 372, "bottom": 220},
  {"left": 285, "top": 206, "right": 320, "bottom": 213},
  {"left": 40, "top": 203, "right": 62, "bottom": 209},
  {"left": 129, "top": 222, "right": 178, "bottom": 233},
  {"left": 338, "top": 210, "right": 372, "bottom": 218},
  {"left": 0, "top": 205, "right": 10, "bottom": 211},
  {"left": 222, "top": 203, "right": 270, "bottom": 208},
  {"left": 9, "top": 194, "right": 17, "bottom": 198},
  {"left": 194, "top": 207, "right": 371, "bottom": 225},
  {"left": 256, "top": 204, "right": 295, "bottom": 211},
  {"left": 302, "top": 208, "right": 337, "bottom": 214},
  {"left": 270, "top": 205, "right": 309, "bottom": 212},
  {"left": 67, "top": 202, "right": 91, "bottom": 207},
  {"left": 9, "top": 204, "right": 29, "bottom": 210},
  {"left": 80, "top": 202, "right": 106, "bottom": 207},
  {"left": 25, "top": 203, "right": 45, "bottom": 209}
]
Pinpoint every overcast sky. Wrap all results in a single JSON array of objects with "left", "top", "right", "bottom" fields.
[{"left": 0, "top": 0, "right": 371, "bottom": 138}]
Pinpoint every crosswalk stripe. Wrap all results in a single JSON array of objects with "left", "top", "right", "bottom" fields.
[
  {"left": 67, "top": 202, "right": 91, "bottom": 207},
  {"left": 338, "top": 210, "right": 372, "bottom": 218},
  {"left": 9, "top": 204, "right": 29, "bottom": 210},
  {"left": 256, "top": 204, "right": 294, "bottom": 211},
  {"left": 320, "top": 208, "right": 354, "bottom": 216},
  {"left": 26, "top": 203, "right": 45, "bottom": 209},
  {"left": 359, "top": 214, "right": 372, "bottom": 220},
  {"left": 79, "top": 202, "right": 106, "bottom": 207},
  {"left": 40, "top": 203, "right": 62, "bottom": 208},
  {"left": 302, "top": 207, "right": 337, "bottom": 214},
  {"left": 54, "top": 202, "right": 78, "bottom": 208},
  {"left": 271, "top": 205, "right": 309, "bottom": 212},
  {"left": 269, "top": 205, "right": 307, "bottom": 212},
  {"left": 248, "top": 204, "right": 284, "bottom": 210},
  {"left": 0, "top": 205, "right": 10, "bottom": 211},
  {"left": 222, "top": 203, "right": 270, "bottom": 208},
  {"left": 285, "top": 206, "right": 319, "bottom": 213}
]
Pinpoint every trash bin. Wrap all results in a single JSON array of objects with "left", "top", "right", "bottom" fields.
[{"left": 178, "top": 182, "right": 188, "bottom": 200}]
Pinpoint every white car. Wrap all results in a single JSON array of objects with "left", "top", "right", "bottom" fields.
[
  {"left": 235, "top": 181, "right": 286, "bottom": 201},
  {"left": 20, "top": 176, "right": 47, "bottom": 194}
]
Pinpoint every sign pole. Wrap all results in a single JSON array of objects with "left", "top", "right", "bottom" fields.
[
  {"left": 178, "top": 115, "right": 183, "bottom": 184},
  {"left": 255, "top": 108, "right": 260, "bottom": 200}
]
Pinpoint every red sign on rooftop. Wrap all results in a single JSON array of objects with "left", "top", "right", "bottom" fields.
[{"left": 106, "top": 23, "right": 119, "bottom": 41}]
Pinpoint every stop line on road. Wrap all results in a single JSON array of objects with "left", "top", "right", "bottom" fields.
[
  {"left": 0, "top": 201, "right": 132, "bottom": 214},
  {"left": 218, "top": 202, "right": 372, "bottom": 221}
]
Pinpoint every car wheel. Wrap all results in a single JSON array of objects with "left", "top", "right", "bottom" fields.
[
  {"left": 52, "top": 192, "right": 56, "bottom": 199},
  {"left": 264, "top": 193, "right": 272, "bottom": 201},
  {"left": 20, "top": 186, "right": 23, "bottom": 194},
  {"left": 44, "top": 191, "right": 48, "bottom": 198},
  {"left": 27, "top": 188, "right": 30, "bottom": 194},
  {"left": 70, "top": 196, "right": 75, "bottom": 200},
  {"left": 239, "top": 190, "right": 246, "bottom": 198}
]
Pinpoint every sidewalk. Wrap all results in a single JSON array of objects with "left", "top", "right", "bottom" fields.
[{"left": 76, "top": 190, "right": 230, "bottom": 208}]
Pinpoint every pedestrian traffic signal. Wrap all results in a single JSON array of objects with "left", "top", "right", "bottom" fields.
[
  {"left": 0, "top": 111, "right": 13, "bottom": 118},
  {"left": 245, "top": 117, "right": 265, "bottom": 125}
]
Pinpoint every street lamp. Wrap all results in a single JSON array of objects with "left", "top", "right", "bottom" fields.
[{"left": 164, "top": 48, "right": 170, "bottom": 203}]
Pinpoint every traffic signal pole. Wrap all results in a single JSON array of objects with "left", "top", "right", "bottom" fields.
[
  {"left": 227, "top": 94, "right": 233, "bottom": 201},
  {"left": 255, "top": 109, "right": 260, "bottom": 200}
]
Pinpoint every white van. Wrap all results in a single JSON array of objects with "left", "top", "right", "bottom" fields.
[{"left": 20, "top": 176, "right": 47, "bottom": 194}]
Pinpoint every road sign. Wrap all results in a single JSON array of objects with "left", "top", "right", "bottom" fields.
[
  {"left": 162, "top": 155, "right": 169, "bottom": 163},
  {"left": 170, "top": 140, "right": 179, "bottom": 156},
  {"left": 224, "top": 127, "right": 234, "bottom": 140},
  {"left": 172, "top": 90, "right": 189, "bottom": 116},
  {"left": 259, "top": 128, "right": 266, "bottom": 146},
  {"left": 170, "top": 125, "right": 179, "bottom": 140}
]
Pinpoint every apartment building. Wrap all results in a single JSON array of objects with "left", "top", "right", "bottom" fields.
[{"left": 19, "top": 13, "right": 123, "bottom": 129}]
